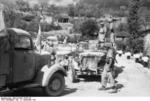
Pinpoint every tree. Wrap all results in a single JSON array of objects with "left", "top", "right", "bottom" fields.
[
  {"left": 117, "top": 23, "right": 128, "bottom": 32},
  {"left": 68, "top": 4, "right": 76, "bottom": 17},
  {"left": 0, "top": 0, "right": 15, "bottom": 9},
  {"left": 15, "top": 0, "right": 31, "bottom": 12},
  {"left": 33, "top": 4, "right": 40, "bottom": 12},
  {"left": 79, "top": 0, "right": 129, "bottom": 10},
  {"left": 39, "top": 1, "right": 49, "bottom": 15},
  {"left": 127, "top": 0, "right": 142, "bottom": 52},
  {"left": 47, "top": 5, "right": 61, "bottom": 16},
  {"left": 3, "top": 8, "right": 19, "bottom": 28},
  {"left": 80, "top": 19, "right": 99, "bottom": 38}
]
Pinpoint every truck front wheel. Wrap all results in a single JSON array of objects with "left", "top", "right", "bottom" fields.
[{"left": 44, "top": 73, "right": 65, "bottom": 96}]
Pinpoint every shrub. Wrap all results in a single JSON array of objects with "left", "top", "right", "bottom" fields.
[
  {"left": 126, "top": 38, "right": 144, "bottom": 53},
  {"left": 116, "top": 40, "right": 127, "bottom": 51},
  {"left": 80, "top": 19, "right": 99, "bottom": 38},
  {"left": 71, "top": 18, "right": 84, "bottom": 33}
]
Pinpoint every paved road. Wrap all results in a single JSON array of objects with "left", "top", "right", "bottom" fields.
[{"left": 1, "top": 55, "right": 150, "bottom": 97}]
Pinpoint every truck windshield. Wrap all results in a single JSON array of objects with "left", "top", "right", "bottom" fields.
[{"left": 15, "top": 36, "right": 31, "bottom": 49}]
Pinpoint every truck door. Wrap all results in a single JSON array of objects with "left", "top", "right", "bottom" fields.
[
  {"left": 12, "top": 36, "right": 35, "bottom": 83},
  {"left": 0, "top": 36, "right": 10, "bottom": 87}
]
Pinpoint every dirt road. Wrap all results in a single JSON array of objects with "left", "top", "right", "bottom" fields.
[{"left": 2, "top": 55, "right": 150, "bottom": 97}]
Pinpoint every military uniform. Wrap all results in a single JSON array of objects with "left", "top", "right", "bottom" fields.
[
  {"left": 98, "top": 24, "right": 107, "bottom": 42},
  {"left": 99, "top": 45, "right": 117, "bottom": 93}
]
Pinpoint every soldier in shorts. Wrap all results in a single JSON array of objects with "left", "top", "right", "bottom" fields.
[{"left": 99, "top": 43, "right": 117, "bottom": 93}]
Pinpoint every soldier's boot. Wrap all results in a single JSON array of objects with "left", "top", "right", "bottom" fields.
[
  {"left": 109, "top": 86, "right": 118, "bottom": 93},
  {"left": 99, "top": 86, "right": 106, "bottom": 91}
]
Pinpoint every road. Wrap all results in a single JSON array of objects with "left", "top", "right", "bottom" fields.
[{"left": 1, "top": 55, "right": 150, "bottom": 97}]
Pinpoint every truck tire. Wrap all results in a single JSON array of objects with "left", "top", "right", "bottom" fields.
[{"left": 44, "top": 73, "right": 65, "bottom": 96}]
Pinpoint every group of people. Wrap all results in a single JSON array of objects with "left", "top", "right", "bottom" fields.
[{"left": 98, "top": 22, "right": 118, "bottom": 93}]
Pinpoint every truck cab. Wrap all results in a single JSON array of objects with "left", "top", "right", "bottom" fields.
[{"left": 0, "top": 28, "right": 67, "bottom": 96}]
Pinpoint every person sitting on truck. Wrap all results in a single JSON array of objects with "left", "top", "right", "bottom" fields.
[{"left": 98, "top": 23, "right": 107, "bottom": 43}]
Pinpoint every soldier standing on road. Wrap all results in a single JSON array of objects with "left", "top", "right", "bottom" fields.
[{"left": 99, "top": 43, "right": 117, "bottom": 93}]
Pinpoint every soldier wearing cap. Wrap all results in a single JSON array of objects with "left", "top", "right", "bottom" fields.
[
  {"left": 99, "top": 43, "right": 117, "bottom": 93},
  {"left": 110, "top": 29, "right": 116, "bottom": 47},
  {"left": 98, "top": 23, "right": 107, "bottom": 43}
]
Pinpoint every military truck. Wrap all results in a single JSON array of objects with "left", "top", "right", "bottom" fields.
[{"left": 0, "top": 28, "right": 67, "bottom": 96}]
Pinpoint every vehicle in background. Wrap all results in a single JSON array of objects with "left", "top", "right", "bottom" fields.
[{"left": 68, "top": 40, "right": 107, "bottom": 83}]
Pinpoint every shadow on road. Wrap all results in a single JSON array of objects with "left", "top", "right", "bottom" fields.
[
  {"left": 116, "top": 83, "right": 124, "bottom": 89},
  {"left": 76, "top": 66, "right": 125, "bottom": 82},
  {"left": 79, "top": 75, "right": 100, "bottom": 82},
  {"left": 62, "top": 87, "right": 78, "bottom": 96},
  {"left": 1, "top": 87, "right": 78, "bottom": 97},
  {"left": 104, "top": 83, "right": 124, "bottom": 91},
  {"left": 114, "top": 66, "right": 125, "bottom": 90},
  {"left": 2, "top": 88, "right": 45, "bottom": 97},
  {"left": 114, "top": 66, "right": 125, "bottom": 79}
]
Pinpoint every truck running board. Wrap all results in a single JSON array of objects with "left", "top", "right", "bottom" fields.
[{"left": 0, "top": 84, "right": 40, "bottom": 95}]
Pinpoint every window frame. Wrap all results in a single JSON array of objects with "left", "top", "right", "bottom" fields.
[{"left": 14, "top": 35, "right": 32, "bottom": 50}]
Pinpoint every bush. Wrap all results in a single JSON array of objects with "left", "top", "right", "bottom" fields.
[
  {"left": 117, "top": 23, "right": 128, "bottom": 32},
  {"left": 3, "top": 8, "right": 19, "bottom": 28},
  {"left": 126, "top": 38, "right": 144, "bottom": 53},
  {"left": 116, "top": 40, "right": 127, "bottom": 51},
  {"left": 80, "top": 19, "right": 99, "bottom": 38},
  {"left": 67, "top": 34, "right": 81, "bottom": 43},
  {"left": 71, "top": 18, "right": 84, "bottom": 33}
]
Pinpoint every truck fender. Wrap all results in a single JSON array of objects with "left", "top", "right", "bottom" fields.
[{"left": 35, "top": 64, "right": 67, "bottom": 87}]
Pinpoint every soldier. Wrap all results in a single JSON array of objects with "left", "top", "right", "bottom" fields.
[
  {"left": 99, "top": 43, "right": 117, "bottom": 93},
  {"left": 110, "top": 29, "right": 116, "bottom": 47},
  {"left": 98, "top": 23, "right": 107, "bottom": 43}
]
